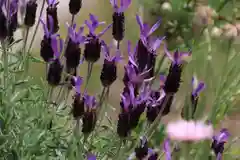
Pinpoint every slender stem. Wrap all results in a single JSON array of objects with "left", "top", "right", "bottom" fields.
[
  {"left": 27, "top": 0, "right": 46, "bottom": 54},
  {"left": 1, "top": 41, "right": 8, "bottom": 89},
  {"left": 83, "top": 62, "right": 93, "bottom": 93},
  {"left": 117, "top": 40, "right": 120, "bottom": 49},
  {"left": 22, "top": 27, "right": 30, "bottom": 72}
]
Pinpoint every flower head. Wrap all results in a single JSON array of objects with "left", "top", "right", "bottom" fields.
[
  {"left": 87, "top": 153, "right": 96, "bottom": 160},
  {"left": 40, "top": 16, "right": 55, "bottom": 38},
  {"left": 166, "top": 120, "right": 213, "bottom": 141},
  {"left": 192, "top": 76, "right": 205, "bottom": 97},
  {"left": 110, "top": 0, "right": 131, "bottom": 13},
  {"left": 85, "top": 13, "right": 112, "bottom": 38},
  {"left": 213, "top": 128, "right": 230, "bottom": 144},
  {"left": 101, "top": 40, "right": 123, "bottom": 63},
  {"left": 164, "top": 44, "right": 192, "bottom": 65},
  {"left": 72, "top": 76, "right": 83, "bottom": 95},
  {"left": 67, "top": 23, "right": 86, "bottom": 44},
  {"left": 84, "top": 94, "right": 97, "bottom": 111}
]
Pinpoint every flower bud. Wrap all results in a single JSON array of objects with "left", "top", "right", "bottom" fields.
[
  {"left": 211, "top": 27, "right": 222, "bottom": 38},
  {"left": 222, "top": 24, "right": 238, "bottom": 40}
]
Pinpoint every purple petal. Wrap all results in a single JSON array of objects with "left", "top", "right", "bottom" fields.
[
  {"left": 151, "top": 36, "right": 165, "bottom": 51},
  {"left": 163, "top": 138, "right": 171, "bottom": 160},
  {"left": 120, "top": 0, "right": 131, "bottom": 12},
  {"left": 74, "top": 76, "right": 83, "bottom": 94},
  {"left": 128, "top": 83, "right": 136, "bottom": 105},
  {"left": 217, "top": 128, "right": 230, "bottom": 143},
  {"left": 101, "top": 40, "right": 110, "bottom": 60},
  {"left": 110, "top": 0, "right": 117, "bottom": 7},
  {"left": 113, "top": 50, "right": 123, "bottom": 62},
  {"left": 164, "top": 44, "right": 174, "bottom": 62},
  {"left": 40, "top": 18, "right": 50, "bottom": 37},
  {"left": 89, "top": 13, "right": 99, "bottom": 29},
  {"left": 173, "top": 49, "right": 180, "bottom": 63},
  {"left": 127, "top": 40, "right": 131, "bottom": 55},
  {"left": 77, "top": 26, "right": 84, "bottom": 36},
  {"left": 85, "top": 20, "right": 95, "bottom": 35},
  {"left": 120, "top": 94, "right": 130, "bottom": 111},
  {"left": 51, "top": 35, "right": 59, "bottom": 58},
  {"left": 136, "top": 15, "right": 144, "bottom": 32},
  {"left": 192, "top": 82, "right": 205, "bottom": 96},
  {"left": 48, "top": 15, "right": 54, "bottom": 34},
  {"left": 87, "top": 153, "right": 96, "bottom": 160},
  {"left": 97, "top": 23, "right": 113, "bottom": 38},
  {"left": 147, "top": 18, "right": 161, "bottom": 36}
]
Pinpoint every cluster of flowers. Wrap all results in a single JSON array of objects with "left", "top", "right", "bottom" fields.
[{"left": 0, "top": 0, "right": 231, "bottom": 159}]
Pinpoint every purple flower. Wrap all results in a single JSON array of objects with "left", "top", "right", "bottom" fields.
[
  {"left": 211, "top": 129, "right": 230, "bottom": 160},
  {"left": 84, "top": 94, "right": 97, "bottom": 110},
  {"left": 87, "top": 153, "right": 96, "bottom": 160},
  {"left": 85, "top": 13, "right": 112, "bottom": 38},
  {"left": 146, "top": 89, "right": 166, "bottom": 107},
  {"left": 191, "top": 76, "right": 205, "bottom": 97},
  {"left": 40, "top": 16, "right": 55, "bottom": 38},
  {"left": 110, "top": 0, "right": 131, "bottom": 13},
  {"left": 164, "top": 44, "right": 191, "bottom": 65},
  {"left": 163, "top": 138, "right": 171, "bottom": 160},
  {"left": 66, "top": 23, "right": 86, "bottom": 44},
  {"left": 50, "top": 33, "right": 63, "bottom": 59},
  {"left": 125, "top": 64, "right": 151, "bottom": 84},
  {"left": 120, "top": 93, "right": 131, "bottom": 112},
  {"left": 72, "top": 76, "right": 83, "bottom": 95},
  {"left": 47, "top": 0, "right": 58, "bottom": 6},
  {"left": 136, "top": 14, "right": 162, "bottom": 45},
  {"left": 213, "top": 128, "right": 230, "bottom": 144},
  {"left": 127, "top": 40, "right": 138, "bottom": 67},
  {"left": 101, "top": 40, "right": 123, "bottom": 63}
]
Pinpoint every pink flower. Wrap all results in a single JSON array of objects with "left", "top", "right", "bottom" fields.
[{"left": 166, "top": 120, "right": 213, "bottom": 141}]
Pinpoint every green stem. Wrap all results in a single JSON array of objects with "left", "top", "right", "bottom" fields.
[
  {"left": 83, "top": 62, "right": 93, "bottom": 93},
  {"left": 1, "top": 41, "right": 8, "bottom": 90}
]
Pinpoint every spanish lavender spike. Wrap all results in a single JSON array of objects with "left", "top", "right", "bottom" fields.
[
  {"left": 46, "top": 35, "right": 63, "bottom": 86},
  {"left": 100, "top": 40, "right": 123, "bottom": 87},
  {"left": 7, "top": 0, "right": 19, "bottom": 44},
  {"left": 40, "top": 17, "right": 55, "bottom": 62},
  {"left": 211, "top": 129, "right": 230, "bottom": 159},
  {"left": 117, "top": 94, "right": 131, "bottom": 137},
  {"left": 135, "top": 15, "right": 163, "bottom": 73},
  {"left": 82, "top": 94, "right": 97, "bottom": 134},
  {"left": 134, "top": 136, "right": 149, "bottom": 159},
  {"left": 110, "top": 0, "right": 131, "bottom": 42},
  {"left": 163, "top": 44, "right": 191, "bottom": 94},
  {"left": 0, "top": 1, "right": 7, "bottom": 40},
  {"left": 65, "top": 23, "right": 85, "bottom": 74},
  {"left": 84, "top": 13, "right": 112, "bottom": 63},
  {"left": 24, "top": 0, "right": 37, "bottom": 27},
  {"left": 46, "top": 0, "right": 59, "bottom": 33},
  {"left": 69, "top": 0, "right": 82, "bottom": 15},
  {"left": 72, "top": 76, "right": 84, "bottom": 119}
]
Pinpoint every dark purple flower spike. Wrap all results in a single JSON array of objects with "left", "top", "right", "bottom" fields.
[
  {"left": 24, "top": 0, "right": 37, "bottom": 27},
  {"left": 110, "top": 0, "right": 131, "bottom": 42},
  {"left": 110, "top": 0, "right": 131, "bottom": 13},
  {"left": 69, "top": 0, "right": 82, "bottom": 15},
  {"left": 163, "top": 138, "right": 171, "bottom": 160},
  {"left": 100, "top": 40, "right": 123, "bottom": 87},
  {"left": 46, "top": 0, "right": 59, "bottom": 33},
  {"left": 0, "top": 0, "right": 7, "bottom": 40},
  {"left": 72, "top": 76, "right": 84, "bottom": 119},
  {"left": 211, "top": 129, "right": 230, "bottom": 160},
  {"left": 7, "top": 0, "right": 19, "bottom": 43},
  {"left": 65, "top": 23, "right": 85, "bottom": 74},
  {"left": 82, "top": 94, "right": 97, "bottom": 134},
  {"left": 85, "top": 13, "right": 112, "bottom": 38}
]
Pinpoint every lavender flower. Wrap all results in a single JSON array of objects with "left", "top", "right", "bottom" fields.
[
  {"left": 100, "top": 40, "right": 123, "bottom": 87},
  {"left": 40, "top": 16, "right": 55, "bottom": 62},
  {"left": 135, "top": 15, "right": 163, "bottom": 73},
  {"left": 72, "top": 76, "right": 84, "bottom": 119},
  {"left": 46, "top": 0, "right": 59, "bottom": 33},
  {"left": 24, "top": 0, "right": 37, "bottom": 27},
  {"left": 46, "top": 33, "right": 63, "bottom": 86},
  {"left": 211, "top": 129, "right": 230, "bottom": 160},
  {"left": 82, "top": 94, "right": 97, "bottom": 134},
  {"left": 69, "top": 0, "right": 82, "bottom": 15},
  {"left": 163, "top": 45, "right": 191, "bottom": 94},
  {"left": 163, "top": 138, "right": 171, "bottom": 160},
  {"left": 110, "top": 0, "right": 131, "bottom": 42},
  {"left": 65, "top": 23, "right": 85, "bottom": 74},
  {"left": 128, "top": 136, "right": 156, "bottom": 160},
  {"left": 84, "top": 13, "right": 112, "bottom": 62}
]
